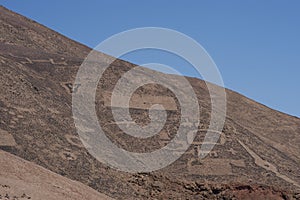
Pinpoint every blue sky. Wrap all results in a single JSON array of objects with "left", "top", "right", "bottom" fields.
[{"left": 1, "top": 1, "right": 300, "bottom": 117}]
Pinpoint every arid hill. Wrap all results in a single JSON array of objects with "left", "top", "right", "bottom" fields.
[{"left": 0, "top": 6, "right": 299, "bottom": 199}]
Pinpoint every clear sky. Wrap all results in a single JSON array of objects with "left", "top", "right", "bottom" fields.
[{"left": 1, "top": 1, "right": 300, "bottom": 117}]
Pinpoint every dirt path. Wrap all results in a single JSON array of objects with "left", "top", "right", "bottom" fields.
[{"left": 238, "top": 139, "right": 300, "bottom": 189}]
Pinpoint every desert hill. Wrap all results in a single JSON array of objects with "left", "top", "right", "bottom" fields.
[{"left": 0, "top": 5, "right": 299, "bottom": 199}]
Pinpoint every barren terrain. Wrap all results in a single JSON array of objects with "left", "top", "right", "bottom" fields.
[{"left": 0, "top": 5, "right": 299, "bottom": 199}]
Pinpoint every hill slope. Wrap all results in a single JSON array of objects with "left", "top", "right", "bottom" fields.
[{"left": 0, "top": 150, "right": 114, "bottom": 200}]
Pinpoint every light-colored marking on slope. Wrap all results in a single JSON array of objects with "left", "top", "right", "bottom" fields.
[
  {"left": 0, "top": 129, "right": 16, "bottom": 147},
  {"left": 102, "top": 91, "right": 177, "bottom": 111},
  {"left": 238, "top": 139, "right": 300, "bottom": 189},
  {"left": 187, "top": 158, "right": 233, "bottom": 175}
]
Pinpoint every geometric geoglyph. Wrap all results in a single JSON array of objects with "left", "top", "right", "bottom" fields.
[
  {"left": 0, "top": 129, "right": 17, "bottom": 147},
  {"left": 103, "top": 91, "right": 177, "bottom": 111}
]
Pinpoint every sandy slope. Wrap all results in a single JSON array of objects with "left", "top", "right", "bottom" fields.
[{"left": 0, "top": 150, "right": 113, "bottom": 200}]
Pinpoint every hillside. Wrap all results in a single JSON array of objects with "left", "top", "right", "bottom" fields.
[
  {"left": 0, "top": 5, "right": 299, "bottom": 199},
  {"left": 0, "top": 150, "right": 113, "bottom": 200}
]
